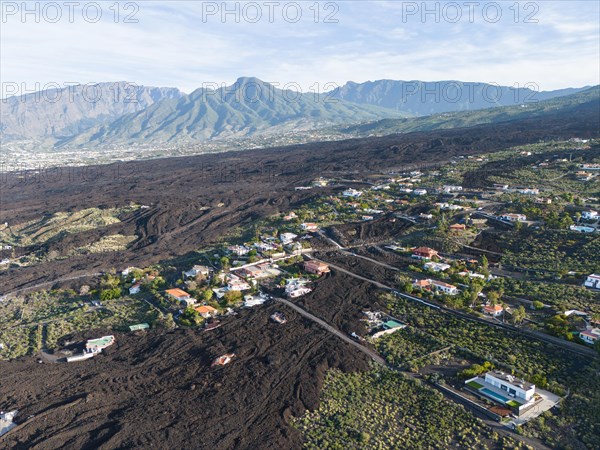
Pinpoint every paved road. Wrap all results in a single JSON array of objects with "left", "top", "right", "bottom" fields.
[{"left": 274, "top": 296, "right": 386, "bottom": 365}]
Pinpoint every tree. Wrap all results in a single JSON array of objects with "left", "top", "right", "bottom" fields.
[
  {"left": 202, "top": 289, "right": 214, "bottom": 302},
  {"left": 220, "top": 256, "right": 230, "bottom": 270},
  {"left": 532, "top": 300, "right": 544, "bottom": 310},
  {"left": 179, "top": 307, "right": 204, "bottom": 327},
  {"left": 99, "top": 287, "right": 121, "bottom": 301},
  {"left": 511, "top": 305, "right": 526, "bottom": 324},
  {"left": 480, "top": 255, "right": 489, "bottom": 270},
  {"left": 161, "top": 313, "right": 176, "bottom": 329},
  {"left": 223, "top": 290, "right": 242, "bottom": 306}
]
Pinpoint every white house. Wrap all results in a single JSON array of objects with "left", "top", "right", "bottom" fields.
[
  {"left": 581, "top": 211, "right": 598, "bottom": 220},
  {"left": 518, "top": 188, "right": 540, "bottom": 195},
  {"left": 584, "top": 274, "right": 600, "bottom": 289},
  {"left": 285, "top": 279, "right": 312, "bottom": 298},
  {"left": 343, "top": 189, "right": 363, "bottom": 198},
  {"left": 430, "top": 280, "right": 459, "bottom": 295},
  {"left": 579, "top": 328, "right": 600, "bottom": 345},
  {"left": 570, "top": 225, "right": 595, "bottom": 233},
  {"left": 443, "top": 185, "right": 463, "bottom": 193},
  {"left": 279, "top": 232, "right": 298, "bottom": 245},
  {"left": 301, "top": 223, "right": 318, "bottom": 232},
  {"left": 129, "top": 283, "right": 141, "bottom": 295},
  {"left": 424, "top": 261, "right": 451, "bottom": 272},
  {"left": 184, "top": 265, "right": 210, "bottom": 278},
  {"left": 484, "top": 371, "right": 535, "bottom": 402},
  {"left": 500, "top": 213, "right": 527, "bottom": 222},
  {"left": 413, "top": 189, "right": 428, "bottom": 196},
  {"left": 227, "top": 275, "right": 251, "bottom": 291}
]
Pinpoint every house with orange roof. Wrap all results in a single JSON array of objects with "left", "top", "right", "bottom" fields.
[
  {"left": 166, "top": 288, "right": 195, "bottom": 306},
  {"left": 484, "top": 304, "right": 504, "bottom": 317},
  {"left": 304, "top": 260, "right": 330, "bottom": 275},
  {"left": 412, "top": 247, "right": 439, "bottom": 260},
  {"left": 194, "top": 305, "right": 218, "bottom": 318}
]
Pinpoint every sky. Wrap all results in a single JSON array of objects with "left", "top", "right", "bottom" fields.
[{"left": 1, "top": 0, "right": 599, "bottom": 97}]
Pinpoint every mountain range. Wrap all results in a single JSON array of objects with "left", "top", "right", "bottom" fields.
[{"left": 0, "top": 77, "right": 592, "bottom": 149}]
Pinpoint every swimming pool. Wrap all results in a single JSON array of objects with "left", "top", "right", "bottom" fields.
[{"left": 480, "top": 388, "right": 509, "bottom": 403}]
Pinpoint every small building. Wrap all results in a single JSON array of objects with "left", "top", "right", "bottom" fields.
[
  {"left": 166, "top": 288, "right": 195, "bottom": 306},
  {"left": 581, "top": 211, "right": 598, "bottom": 220},
  {"left": 304, "top": 260, "right": 330, "bottom": 275},
  {"left": 413, "top": 188, "right": 428, "bottom": 196},
  {"left": 129, "top": 323, "right": 150, "bottom": 331},
  {"left": 419, "top": 213, "right": 433, "bottom": 220},
  {"left": 286, "top": 279, "right": 312, "bottom": 298},
  {"left": 449, "top": 223, "right": 466, "bottom": 232},
  {"left": 184, "top": 265, "right": 210, "bottom": 278},
  {"left": 129, "top": 283, "right": 141, "bottom": 295},
  {"left": 228, "top": 245, "right": 250, "bottom": 256},
  {"left": 499, "top": 213, "right": 527, "bottom": 222},
  {"left": 579, "top": 328, "right": 600, "bottom": 345},
  {"left": 423, "top": 261, "right": 451, "bottom": 272},
  {"left": 280, "top": 232, "right": 298, "bottom": 245},
  {"left": 518, "top": 188, "right": 540, "bottom": 195},
  {"left": 412, "top": 247, "right": 439, "bottom": 260},
  {"left": 484, "top": 304, "right": 504, "bottom": 316},
  {"left": 194, "top": 305, "right": 218, "bottom": 318},
  {"left": 301, "top": 223, "right": 318, "bottom": 232},
  {"left": 443, "top": 185, "right": 463, "bottom": 193},
  {"left": 413, "top": 279, "right": 432, "bottom": 290},
  {"left": 584, "top": 274, "right": 600, "bottom": 289},
  {"left": 343, "top": 188, "right": 363, "bottom": 198},
  {"left": 431, "top": 280, "right": 458, "bottom": 295},
  {"left": 534, "top": 197, "right": 552, "bottom": 205},
  {"left": 570, "top": 225, "right": 595, "bottom": 233},
  {"left": 86, "top": 335, "right": 115, "bottom": 353},
  {"left": 227, "top": 276, "right": 251, "bottom": 291},
  {"left": 283, "top": 212, "right": 297, "bottom": 221}
]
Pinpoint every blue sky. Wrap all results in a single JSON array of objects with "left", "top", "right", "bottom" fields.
[{"left": 1, "top": 1, "right": 599, "bottom": 95}]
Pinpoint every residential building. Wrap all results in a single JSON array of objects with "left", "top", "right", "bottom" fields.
[
  {"left": 280, "top": 232, "right": 298, "bottom": 245},
  {"left": 437, "top": 202, "right": 463, "bottom": 211},
  {"left": 534, "top": 197, "right": 552, "bottom": 204},
  {"left": 194, "top": 305, "right": 218, "bottom": 318},
  {"left": 443, "top": 185, "right": 463, "bottom": 193},
  {"left": 518, "top": 188, "right": 540, "bottom": 195},
  {"left": 413, "top": 279, "right": 432, "bottom": 290},
  {"left": 450, "top": 223, "right": 466, "bottom": 231},
  {"left": 584, "top": 274, "right": 600, "bottom": 289},
  {"left": 184, "top": 265, "right": 210, "bottom": 278},
  {"left": 343, "top": 188, "right": 363, "bottom": 198},
  {"left": 431, "top": 280, "right": 458, "bottom": 295},
  {"left": 423, "top": 261, "right": 451, "bottom": 272},
  {"left": 419, "top": 213, "right": 433, "bottom": 220},
  {"left": 301, "top": 223, "right": 318, "bottom": 232},
  {"left": 493, "top": 184, "right": 509, "bottom": 190},
  {"left": 166, "top": 288, "right": 195, "bottom": 306},
  {"left": 283, "top": 212, "right": 297, "bottom": 221},
  {"left": 413, "top": 188, "right": 428, "bottom": 196},
  {"left": 579, "top": 328, "right": 600, "bottom": 345},
  {"left": 576, "top": 171, "right": 594, "bottom": 181},
  {"left": 570, "top": 225, "right": 595, "bottom": 233},
  {"left": 304, "top": 260, "right": 330, "bottom": 275},
  {"left": 85, "top": 335, "right": 115, "bottom": 353},
  {"left": 286, "top": 279, "right": 312, "bottom": 298},
  {"left": 581, "top": 210, "right": 598, "bottom": 220},
  {"left": 227, "top": 275, "right": 251, "bottom": 291},
  {"left": 412, "top": 247, "right": 439, "bottom": 260},
  {"left": 499, "top": 213, "right": 527, "bottom": 222},
  {"left": 129, "top": 283, "right": 141, "bottom": 295},
  {"left": 484, "top": 304, "right": 504, "bottom": 316},
  {"left": 228, "top": 245, "right": 250, "bottom": 256}
]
